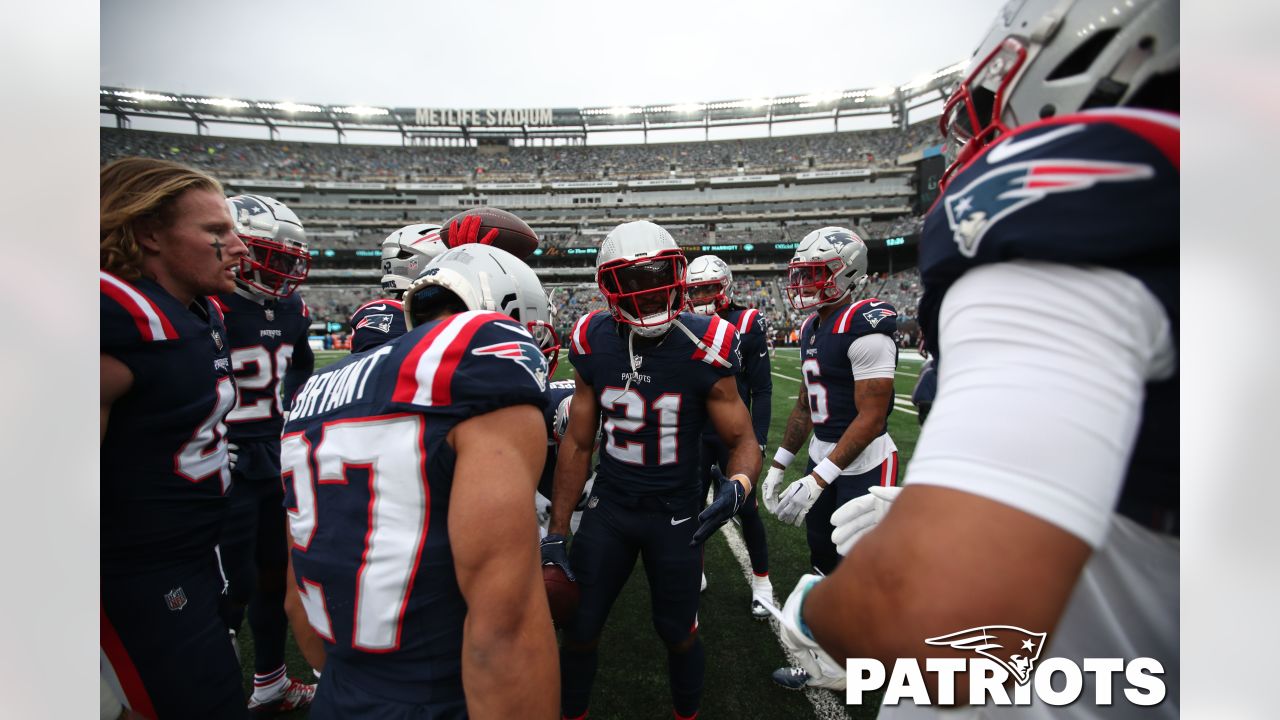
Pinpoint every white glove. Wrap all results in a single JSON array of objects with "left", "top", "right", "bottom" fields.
[
  {"left": 227, "top": 442, "right": 240, "bottom": 472},
  {"left": 775, "top": 474, "right": 825, "bottom": 526},
  {"left": 831, "top": 485, "right": 902, "bottom": 556},
  {"left": 758, "top": 574, "right": 846, "bottom": 690},
  {"left": 761, "top": 466, "right": 786, "bottom": 514},
  {"left": 534, "top": 492, "right": 552, "bottom": 529}
]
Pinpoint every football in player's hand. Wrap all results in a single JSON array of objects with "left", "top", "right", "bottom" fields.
[
  {"left": 542, "top": 564, "right": 580, "bottom": 629},
  {"left": 438, "top": 207, "right": 539, "bottom": 259}
]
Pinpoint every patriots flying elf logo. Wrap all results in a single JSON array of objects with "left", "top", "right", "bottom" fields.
[
  {"left": 355, "top": 313, "right": 395, "bottom": 334},
  {"left": 863, "top": 307, "right": 897, "bottom": 328},
  {"left": 823, "top": 229, "right": 855, "bottom": 246},
  {"left": 471, "top": 341, "right": 548, "bottom": 391},
  {"left": 925, "top": 625, "right": 1047, "bottom": 685},
  {"left": 944, "top": 160, "right": 1154, "bottom": 257}
]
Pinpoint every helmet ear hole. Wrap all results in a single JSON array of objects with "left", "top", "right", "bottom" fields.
[{"left": 1047, "top": 28, "right": 1120, "bottom": 80}]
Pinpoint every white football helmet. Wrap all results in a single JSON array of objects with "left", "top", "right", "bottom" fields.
[
  {"left": 685, "top": 254, "right": 733, "bottom": 315},
  {"left": 403, "top": 243, "right": 560, "bottom": 376},
  {"left": 940, "top": 0, "right": 1178, "bottom": 186},
  {"left": 596, "top": 221, "right": 687, "bottom": 338},
  {"left": 381, "top": 223, "right": 445, "bottom": 298},
  {"left": 227, "top": 195, "right": 310, "bottom": 299},
  {"left": 784, "top": 227, "right": 869, "bottom": 311}
]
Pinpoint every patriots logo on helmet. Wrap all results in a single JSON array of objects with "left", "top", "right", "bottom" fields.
[
  {"left": 355, "top": 313, "right": 395, "bottom": 334},
  {"left": 944, "top": 160, "right": 1154, "bottom": 258},
  {"left": 925, "top": 626, "right": 1047, "bottom": 685},
  {"left": 823, "top": 230, "right": 855, "bottom": 246},
  {"left": 472, "top": 341, "right": 548, "bottom": 392},
  {"left": 862, "top": 307, "right": 897, "bottom": 328}
]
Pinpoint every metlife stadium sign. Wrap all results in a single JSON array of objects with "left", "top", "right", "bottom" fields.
[{"left": 414, "top": 107, "right": 554, "bottom": 126}]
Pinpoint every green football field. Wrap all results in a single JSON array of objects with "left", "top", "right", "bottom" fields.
[{"left": 243, "top": 346, "right": 925, "bottom": 718}]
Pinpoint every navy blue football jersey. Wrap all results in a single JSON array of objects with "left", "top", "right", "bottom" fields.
[
  {"left": 798, "top": 298, "right": 898, "bottom": 444},
  {"left": 100, "top": 271, "right": 236, "bottom": 575},
  {"left": 539, "top": 379, "right": 577, "bottom": 498},
  {"left": 567, "top": 310, "right": 741, "bottom": 498},
  {"left": 211, "top": 291, "right": 313, "bottom": 465},
  {"left": 280, "top": 310, "right": 548, "bottom": 695},
  {"left": 349, "top": 298, "right": 408, "bottom": 353},
  {"left": 701, "top": 306, "right": 772, "bottom": 446},
  {"left": 919, "top": 109, "right": 1179, "bottom": 532}
]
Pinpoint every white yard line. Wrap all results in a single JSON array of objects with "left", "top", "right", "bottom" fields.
[{"left": 717, "top": 517, "right": 850, "bottom": 720}]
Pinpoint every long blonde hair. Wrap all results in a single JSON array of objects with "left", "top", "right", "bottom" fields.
[{"left": 100, "top": 157, "right": 224, "bottom": 280}]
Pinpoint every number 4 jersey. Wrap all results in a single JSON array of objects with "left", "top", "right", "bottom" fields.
[
  {"left": 100, "top": 271, "right": 236, "bottom": 575},
  {"left": 567, "top": 310, "right": 741, "bottom": 499},
  {"left": 280, "top": 310, "right": 548, "bottom": 701}
]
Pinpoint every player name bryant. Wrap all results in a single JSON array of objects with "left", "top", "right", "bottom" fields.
[
  {"left": 844, "top": 657, "right": 1167, "bottom": 709},
  {"left": 288, "top": 346, "right": 392, "bottom": 423}
]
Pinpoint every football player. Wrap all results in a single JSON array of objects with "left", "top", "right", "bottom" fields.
[
  {"left": 543, "top": 221, "right": 762, "bottom": 719},
  {"left": 774, "top": 0, "right": 1180, "bottom": 714},
  {"left": 100, "top": 157, "right": 250, "bottom": 718},
  {"left": 212, "top": 195, "right": 316, "bottom": 715},
  {"left": 536, "top": 379, "right": 597, "bottom": 538},
  {"left": 761, "top": 226, "right": 901, "bottom": 690},
  {"left": 282, "top": 243, "right": 560, "bottom": 718},
  {"left": 685, "top": 254, "right": 775, "bottom": 618}
]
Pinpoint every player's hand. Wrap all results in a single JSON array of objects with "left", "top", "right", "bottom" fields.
[
  {"left": 447, "top": 215, "right": 499, "bottom": 248},
  {"left": 691, "top": 468, "right": 747, "bottom": 546},
  {"left": 540, "top": 533, "right": 575, "bottom": 581},
  {"left": 774, "top": 473, "right": 824, "bottom": 526},
  {"left": 226, "top": 442, "right": 240, "bottom": 472},
  {"left": 761, "top": 466, "right": 785, "bottom": 514},
  {"left": 831, "top": 485, "right": 902, "bottom": 556},
  {"left": 757, "top": 575, "right": 847, "bottom": 691},
  {"left": 576, "top": 473, "right": 596, "bottom": 511}
]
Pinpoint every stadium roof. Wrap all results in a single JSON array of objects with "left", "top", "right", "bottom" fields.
[{"left": 101, "top": 60, "right": 965, "bottom": 142}]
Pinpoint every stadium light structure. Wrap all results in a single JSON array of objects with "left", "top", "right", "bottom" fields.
[{"left": 100, "top": 58, "right": 966, "bottom": 142}]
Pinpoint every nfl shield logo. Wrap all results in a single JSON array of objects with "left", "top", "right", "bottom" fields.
[
  {"left": 211, "top": 330, "right": 224, "bottom": 351},
  {"left": 164, "top": 587, "right": 188, "bottom": 612},
  {"left": 264, "top": 307, "right": 275, "bottom": 322}
]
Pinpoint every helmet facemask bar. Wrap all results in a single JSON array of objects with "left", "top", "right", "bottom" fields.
[
  {"left": 785, "top": 260, "right": 845, "bottom": 311},
  {"left": 598, "top": 252, "right": 687, "bottom": 334},
  {"left": 686, "top": 278, "right": 730, "bottom": 315},
  {"left": 528, "top": 319, "right": 561, "bottom": 377},
  {"left": 939, "top": 37, "right": 1030, "bottom": 189},
  {"left": 238, "top": 234, "right": 311, "bottom": 298}
]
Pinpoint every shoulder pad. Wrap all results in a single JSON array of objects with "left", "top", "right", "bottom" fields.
[
  {"left": 350, "top": 299, "right": 406, "bottom": 353},
  {"left": 100, "top": 271, "right": 177, "bottom": 344},
  {"left": 687, "top": 313, "right": 737, "bottom": 367},
  {"left": 834, "top": 299, "right": 897, "bottom": 336},
  {"left": 568, "top": 310, "right": 605, "bottom": 357},
  {"left": 733, "top": 307, "right": 763, "bottom": 336},
  {"left": 391, "top": 310, "right": 546, "bottom": 407}
]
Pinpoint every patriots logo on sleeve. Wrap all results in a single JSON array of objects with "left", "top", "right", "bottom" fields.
[
  {"left": 944, "top": 160, "right": 1154, "bottom": 258},
  {"left": 862, "top": 307, "right": 897, "bottom": 328},
  {"left": 925, "top": 625, "right": 1047, "bottom": 685},
  {"left": 355, "top": 313, "right": 395, "bottom": 334},
  {"left": 471, "top": 341, "right": 548, "bottom": 392}
]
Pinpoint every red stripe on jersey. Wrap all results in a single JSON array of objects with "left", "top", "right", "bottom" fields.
[
  {"left": 428, "top": 313, "right": 496, "bottom": 405},
  {"left": 836, "top": 298, "right": 877, "bottom": 334},
  {"left": 101, "top": 603, "right": 158, "bottom": 718},
  {"left": 799, "top": 313, "right": 817, "bottom": 341},
  {"left": 736, "top": 308, "right": 759, "bottom": 335},
  {"left": 571, "top": 311, "right": 599, "bottom": 355},
  {"left": 390, "top": 315, "right": 457, "bottom": 404},
  {"left": 206, "top": 297, "right": 226, "bottom": 322},
  {"left": 300, "top": 297, "right": 311, "bottom": 318},
  {"left": 692, "top": 316, "right": 729, "bottom": 362},
  {"left": 100, "top": 271, "right": 177, "bottom": 341}
]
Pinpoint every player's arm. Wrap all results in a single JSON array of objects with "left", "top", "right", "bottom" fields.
[
  {"left": 449, "top": 403, "right": 559, "bottom": 719},
  {"left": 100, "top": 353, "right": 133, "bottom": 444},
  {"left": 742, "top": 328, "right": 773, "bottom": 449},
  {"left": 708, "top": 375, "right": 762, "bottom": 487},
  {"left": 281, "top": 334, "right": 315, "bottom": 412},
  {"left": 548, "top": 371, "right": 600, "bottom": 536},
  {"left": 282, "top": 551, "right": 326, "bottom": 672},
  {"left": 802, "top": 262, "right": 1172, "bottom": 695}
]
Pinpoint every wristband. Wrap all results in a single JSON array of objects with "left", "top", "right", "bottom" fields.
[
  {"left": 772, "top": 447, "right": 795, "bottom": 468},
  {"left": 730, "top": 473, "right": 752, "bottom": 495},
  {"left": 813, "top": 457, "right": 843, "bottom": 485}
]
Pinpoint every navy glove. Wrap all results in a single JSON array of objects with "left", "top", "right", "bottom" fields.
[
  {"left": 540, "top": 533, "right": 575, "bottom": 581},
  {"left": 691, "top": 468, "right": 747, "bottom": 546}
]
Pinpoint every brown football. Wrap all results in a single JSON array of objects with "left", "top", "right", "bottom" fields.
[
  {"left": 542, "top": 564, "right": 580, "bottom": 629},
  {"left": 437, "top": 207, "right": 539, "bottom": 259}
]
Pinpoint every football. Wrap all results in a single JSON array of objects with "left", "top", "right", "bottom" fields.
[
  {"left": 542, "top": 564, "right": 580, "bottom": 629},
  {"left": 438, "top": 207, "right": 539, "bottom": 259}
]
